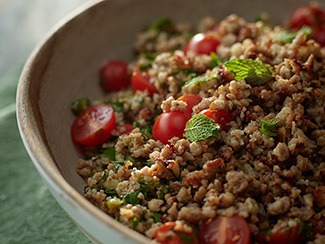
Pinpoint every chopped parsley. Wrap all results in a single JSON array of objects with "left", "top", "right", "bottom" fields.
[
  {"left": 183, "top": 74, "right": 217, "bottom": 88},
  {"left": 259, "top": 118, "right": 278, "bottom": 137},
  {"left": 150, "top": 18, "right": 175, "bottom": 33},
  {"left": 224, "top": 58, "right": 274, "bottom": 86},
  {"left": 101, "top": 147, "right": 116, "bottom": 160},
  {"left": 104, "top": 189, "right": 117, "bottom": 197},
  {"left": 273, "top": 26, "right": 312, "bottom": 44},
  {"left": 184, "top": 114, "right": 220, "bottom": 142},
  {"left": 106, "top": 101, "right": 124, "bottom": 113},
  {"left": 71, "top": 97, "right": 91, "bottom": 115},
  {"left": 210, "top": 53, "right": 222, "bottom": 68},
  {"left": 151, "top": 212, "right": 163, "bottom": 223}
]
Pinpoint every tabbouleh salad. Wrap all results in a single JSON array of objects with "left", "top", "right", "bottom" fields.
[{"left": 71, "top": 4, "right": 325, "bottom": 244}]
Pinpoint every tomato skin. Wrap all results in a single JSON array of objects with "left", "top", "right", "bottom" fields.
[
  {"left": 198, "top": 215, "right": 251, "bottom": 244},
  {"left": 71, "top": 104, "right": 116, "bottom": 147},
  {"left": 177, "top": 94, "right": 202, "bottom": 114},
  {"left": 184, "top": 33, "right": 220, "bottom": 55},
  {"left": 152, "top": 222, "right": 197, "bottom": 244},
  {"left": 289, "top": 4, "right": 325, "bottom": 29},
  {"left": 289, "top": 4, "right": 325, "bottom": 46},
  {"left": 313, "top": 26, "right": 325, "bottom": 46},
  {"left": 199, "top": 109, "right": 233, "bottom": 129},
  {"left": 100, "top": 60, "right": 129, "bottom": 91},
  {"left": 152, "top": 111, "right": 190, "bottom": 144},
  {"left": 131, "top": 70, "right": 158, "bottom": 95},
  {"left": 255, "top": 224, "right": 301, "bottom": 244}
]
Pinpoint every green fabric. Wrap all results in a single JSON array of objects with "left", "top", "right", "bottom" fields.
[{"left": 0, "top": 70, "right": 90, "bottom": 244}]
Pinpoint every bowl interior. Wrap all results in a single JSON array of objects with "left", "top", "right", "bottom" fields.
[{"left": 17, "top": 0, "right": 320, "bottom": 241}]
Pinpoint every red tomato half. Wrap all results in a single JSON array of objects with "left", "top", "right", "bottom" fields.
[
  {"left": 177, "top": 94, "right": 202, "bottom": 114},
  {"left": 131, "top": 70, "right": 158, "bottom": 95},
  {"left": 71, "top": 104, "right": 116, "bottom": 147},
  {"left": 200, "top": 108, "right": 233, "bottom": 129},
  {"left": 199, "top": 215, "right": 251, "bottom": 244},
  {"left": 152, "top": 111, "right": 190, "bottom": 144},
  {"left": 152, "top": 222, "right": 197, "bottom": 244},
  {"left": 289, "top": 4, "right": 325, "bottom": 29},
  {"left": 255, "top": 224, "right": 301, "bottom": 244},
  {"left": 289, "top": 4, "right": 325, "bottom": 46},
  {"left": 100, "top": 60, "right": 129, "bottom": 92},
  {"left": 184, "top": 33, "right": 220, "bottom": 55},
  {"left": 313, "top": 26, "right": 325, "bottom": 46}
]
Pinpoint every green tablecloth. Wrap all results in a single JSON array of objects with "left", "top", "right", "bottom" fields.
[{"left": 0, "top": 70, "right": 90, "bottom": 244}]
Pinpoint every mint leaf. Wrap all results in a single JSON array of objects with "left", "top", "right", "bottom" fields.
[
  {"left": 183, "top": 74, "right": 217, "bottom": 87},
  {"left": 260, "top": 118, "right": 278, "bottom": 137},
  {"left": 224, "top": 59, "right": 274, "bottom": 86},
  {"left": 273, "top": 26, "right": 312, "bottom": 44},
  {"left": 184, "top": 114, "right": 220, "bottom": 142}
]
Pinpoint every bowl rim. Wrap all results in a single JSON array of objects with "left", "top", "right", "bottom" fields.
[{"left": 16, "top": 0, "right": 151, "bottom": 243}]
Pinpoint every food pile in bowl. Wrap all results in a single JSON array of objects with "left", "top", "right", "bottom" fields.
[{"left": 70, "top": 3, "right": 325, "bottom": 243}]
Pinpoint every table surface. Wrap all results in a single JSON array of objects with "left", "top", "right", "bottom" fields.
[{"left": 0, "top": 1, "right": 91, "bottom": 243}]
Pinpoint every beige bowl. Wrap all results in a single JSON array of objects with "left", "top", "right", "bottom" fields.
[{"left": 16, "top": 0, "right": 321, "bottom": 242}]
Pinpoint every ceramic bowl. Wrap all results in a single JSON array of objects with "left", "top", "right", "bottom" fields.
[{"left": 16, "top": 0, "right": 320, "bottom": 243}]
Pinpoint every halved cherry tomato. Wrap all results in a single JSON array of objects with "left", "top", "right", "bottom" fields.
[
  {"left": 255, "top": 224, "right": 301, "bottom": 244},
  {"left": 176, "top": 94, "right": 202, "bottom": 114},
  {"left": 131, "top": 70, "right": 158, "bottom": 95},
  {"left": 184, "top": 33, "right": 220, "bottom": 55},
  {"left": 289, "top": 4, "right": 325, "bottom": 46},
  {"left": 71, "top": 104, "right": 116, "bottom": 147},
  {"left": 198, "top": 215, "right": 251, "bottom": 244},
  {"left": 289, "top": 4, "right": 325, "bottom": 29},
  {"left": 152, "top": 111, "right": 190, "bottom": 144},
  {"left": 152, "top": 222, "right": 197, "bottom": 244},
  {"left": 199, "top": 108, "right": 233, "bottom": 129},
  {"left": 312, "top": 26, "right": 325, "bottom": 46},
  {"left": 100, "top": 60, "right": 129, "bottom": 92}
]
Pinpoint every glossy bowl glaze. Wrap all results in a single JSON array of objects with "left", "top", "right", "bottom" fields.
[{"left": 16, "top": 0, "right": 320, "bottom": 243}]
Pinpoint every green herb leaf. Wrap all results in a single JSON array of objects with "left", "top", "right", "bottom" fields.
[
  {"left": 151, "top": 212, "right": 163, "bottom": 223},
  {"left": 97, "top": 171, "right": 108, "bottom": 184},
  {"left": 112, "top": 161, "right": 124, "bottom": 170},
  {"left": 260, "top": 118, "right": 278, "bottom": 137},
  {"left": 184, "top": 114, "right": 220, "bottom": 142},
  {"left": 139, "top": 63, "right": 152, "bottom": 71},
  {"left": 140, "top": 183, "right": 149, "bottom": 198},
  {"left": 210, "top": 53, "right": 222, "bottom": 68},
  {"left": 273, "top": 26, "right": 312, "bottom": 44},
  {"left": 71, "top": 97, "right": 91, "bottom": 115},
  {"left": 158, "top": 185, "right": 169, "bottom": 199},
  {"left": 101, "top": 147, "right": 116, "bottom": 160},
  {"left": 107, "top": 101, "right": 124, "bottom": 113},
  {"left": 224, "top": 58, "right": 274, "bottom": 86},
  {"left": 124, "top": 190, "right": 141, "bottom": 205},
  {"left": 174, "top": 231, "right": 195, "bottom": 243},
  {"left": 150, "top": 18, "right": 175, "bottom": 33},
  {"left": 104, "top": 189, "right": 117, "bottom": 197},
  {"left": 183, "top": 74, "right": 217, "bottom": 88}
]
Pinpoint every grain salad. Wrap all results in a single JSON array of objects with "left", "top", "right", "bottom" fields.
[{"left": 71, "top": 4, "right": 325, "bottom": 244}]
